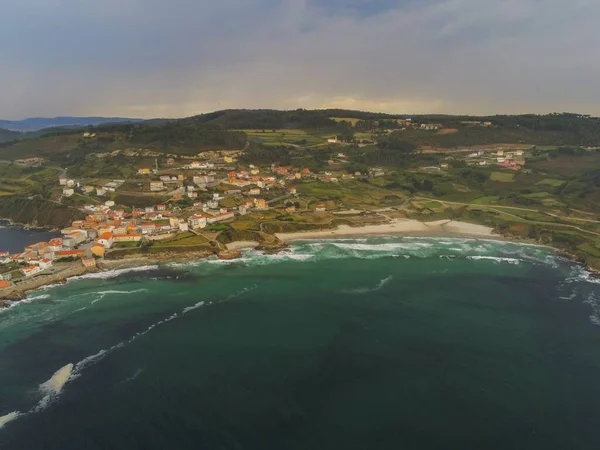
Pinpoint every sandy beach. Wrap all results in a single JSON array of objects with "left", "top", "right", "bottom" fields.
[
  {"left": 226, "top": 241, "right": 260, "bottom": 251},
  {"left": 275, "top": 219, "right": 499, "bottom": 242}
]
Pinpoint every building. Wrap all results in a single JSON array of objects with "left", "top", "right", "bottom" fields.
[
  {"left": 315, "top": 204, "right": 327, "bottom": 212},
  {"left": 113, "top": 233, "right": 142, "bottom": 243},
  {"left": 206, "top": 211, "right": 235, "bottom": 224},
  {"left": 150, "top": 181, "right": 165, "bottom": 192},
  {"left": 21, "top": 265, "right": 43, "bottom": 277},
  {"left": 96, "top": 188, "right": 107, "bottom": 196},
  {"left": 188, "top": 214, "right": 207, "bottom": 230},
  {"left": 254, "top": 198, "right": 268, "bottom": 210},
  {"left": 0, "top": 280, "right": 11, "bottom": 289},
  {"left": 140, "top": 223, "right": 157, "bottom": 234},
  {"left": 138, "top": 168, "right": 152, "bottom": 175},
  {"left": 91, "top": 244, "right": 105, "bottom": 258},
  {"left": 38, "top": 259, "right": 53, "bottom": 270},
  {"left": 166, "top": 158, "right": 176, "bottom": 165},
  {"left": 97, "top": 232, "right": 114, "bottom": 249},
  {"left": 82, "top": 257, "right": 97, "bottom": 268},
  {"left": 249, "top": 188, "right": 261, "bottom": 196},
  {"left": 178, "top": 221, "right": 189, "bottom": 232},
  {"left": 63, "top": 188, "right": 74, "bottom": 197},
  {"left": 327, "top": 136, "right": 338, "bottom": 144}
]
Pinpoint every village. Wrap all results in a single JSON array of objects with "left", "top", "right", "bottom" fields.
[{"left": 0, "top": 137, "right": 534, "bottom": 294}]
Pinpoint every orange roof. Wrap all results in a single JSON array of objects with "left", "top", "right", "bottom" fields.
[
  {"left": 0, "top": 280, "right": 10, "bottom": 288},
  {"left": 100, "top": 232, "right": 113, "bottom": 240},
  {"left": 92, "top": 243, "right": 104, "bottom": 249}
]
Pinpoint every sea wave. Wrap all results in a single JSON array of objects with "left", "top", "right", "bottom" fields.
[
  {"left": 69, "top": 265, "right": 160, "bottom": 281},
  {"left": 344, "top": 276, "right": 393, "bottom": 294},
  {"left": 466, "top": 256, "right": 522, "bottom": 265}
]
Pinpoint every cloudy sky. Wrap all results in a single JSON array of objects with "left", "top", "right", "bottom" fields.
[{"left": 2, "top": 0, "right": 599, "bottom": 119}]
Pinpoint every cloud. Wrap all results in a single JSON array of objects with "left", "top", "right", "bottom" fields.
[{"left": 1, "top": 0, "right": 600, "bottom": 119}]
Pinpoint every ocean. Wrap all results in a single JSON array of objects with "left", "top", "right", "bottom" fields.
[
  {"left": 1, "top": 236, "right": 600, "bottom": 449},
  {"left": 0, "top": 222, "right": 59, "bottom": 254}
]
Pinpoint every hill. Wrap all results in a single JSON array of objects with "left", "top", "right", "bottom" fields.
[
  {"left": 0, "top": 116, "right": 142, "bottom": 132},
  {"left": 0, "top": 128, "right": 21, "bottom": 143}
]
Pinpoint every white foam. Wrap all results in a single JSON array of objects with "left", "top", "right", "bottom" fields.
[
  {"left": 39, "top": 363, "right": 73, "bottom": 396},
  {"left": 69, "top": 265, "right": 159, "bottom": 281},
  {"left": 345, "top": 276, "right": 393, "bottom": 294},
  {"left": 0, "top": 411, "right": 20, "bottom": 429},
  {"left": 90, "top": 288, "right": 149, "bottom": 305},
  {"left": 35, "top": 363, "right": 74, "bottom": 411},
  {"left": 182, "top": 301, "right": 205, "bottom": 314},
  {"left": 26, "top": 294, "right": 51, "bottom": 301},
  {"left": 467, "top": 256, "right": 522, "bottom": 265}
]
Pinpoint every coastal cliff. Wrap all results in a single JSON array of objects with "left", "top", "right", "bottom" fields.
[{"left": 0, "top": 197, "right": 84, "bottom": 229}]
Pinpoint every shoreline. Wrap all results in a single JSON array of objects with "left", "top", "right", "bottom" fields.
[
  {"left": 275, "top": 219, "right": 500, "bottom": 242},
  {"left": 0, "top": 219, "right": 595, "bottom": 308}
]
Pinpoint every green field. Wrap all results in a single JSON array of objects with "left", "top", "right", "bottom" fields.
[
  {"left": 153, "top": 232, "right": 210, "bottom": 247},
  {"left": 239, "top": 129, "right": 325, "bottom": 146},
  {"left": 536, "top": 178, "right": 565, "bottom": 187},
  {"left": 490, "top": 172, "right": 515, "bottom": 182}
]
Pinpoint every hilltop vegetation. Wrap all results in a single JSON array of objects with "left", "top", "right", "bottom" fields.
[{"left": 0, "top": 128, "right": 21, "bottom": 144}]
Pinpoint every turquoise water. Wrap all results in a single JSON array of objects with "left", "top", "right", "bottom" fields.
[{"left": 1, "top": 237, "right": 600, "bottom": 449}]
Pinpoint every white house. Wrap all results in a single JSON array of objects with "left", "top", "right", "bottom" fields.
[
  {"left": 21, "top": 265, "right": 43, "bottom": 277},
  {"left": 105, "top": 200, "right": 115, "bottom": 207},
  {"left": 63, "top": 188, "right": 74, "bottom": 197},
  {"left": 206, "top": 211, "right": 235, "bottom": 224},
  {"left": 187, "top": 214, "right": 207, "bottom": 230},
  {"left": 97, "top": 232, "right": 114, "bottom": 249},
  {"left": 38, "top": 259, "right": 53, "bottom": 270},
  {"left": 178, "top": 221, "right": 189, "bottom": 232}
]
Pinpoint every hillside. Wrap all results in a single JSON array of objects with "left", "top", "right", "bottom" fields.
[
  {"left": 0, "top": 128, "right": 21, "bottom": 143},
  {"left": 0, "top": 122, "right": 247, "bottom": 163},
  {"left": 0, "top": 116, "right": 142, "bottom": 132}
]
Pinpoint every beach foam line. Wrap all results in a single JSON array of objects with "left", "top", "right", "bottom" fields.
[
  {"left": 466, "top": 256, "right": 522, "bottom": 265},
  {"left": 69, "top": 265, "right": 160, "bottom": 281}
]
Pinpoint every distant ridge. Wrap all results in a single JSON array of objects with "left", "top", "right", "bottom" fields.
[{"left": 0, "top": 116, "right": 143, "bottom": 132}]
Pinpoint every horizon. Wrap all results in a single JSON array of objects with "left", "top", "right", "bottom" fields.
[
  {"left": 3, "top": 0, "right": 600, "bottom": 120},
  {"left": 2, "top": 109, "right": 598, "bottom": 124}
]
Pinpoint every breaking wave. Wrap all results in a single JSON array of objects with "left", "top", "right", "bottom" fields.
[
  {"left": 90, "top": 288, "right": 149, "bottom": 305},
  {"left": 69, "top": 265, "right": 160, "bottom": 281}
]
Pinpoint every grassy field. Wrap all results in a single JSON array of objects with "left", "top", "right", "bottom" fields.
[
  {"left": 536, "top": 178, "right": 565, "bottom": 187},
  {"left": 490, "top": 171, "right": 516, "bottom": 182},
  {"left": 239, "top": 129, "right": 325, "bottom": 146},
  {"left": 152, "top": 232, "right": 210, "bottom": 247}
]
